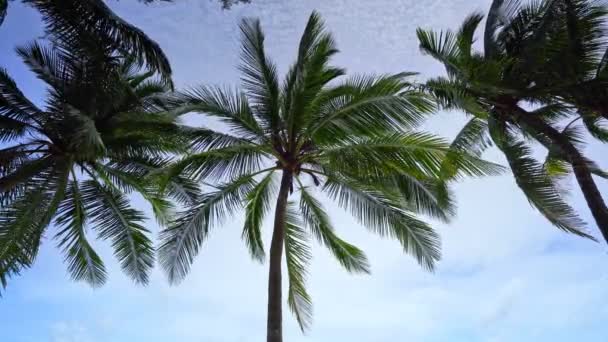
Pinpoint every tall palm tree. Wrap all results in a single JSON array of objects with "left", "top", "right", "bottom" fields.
[
  {"left": 416, "top": 0, "right": 608, "bottom": 243},
  {"left": 159, "top": 12, "right": 501, "bottom": 342},
  {"left": 0, "top": 27, "right": 198, "bottom": 294}
]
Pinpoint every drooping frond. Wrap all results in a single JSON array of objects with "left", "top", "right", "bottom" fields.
[
  {"left": 0, "top": 167, "right": 69, "bottom": 295},
  {"left": 320, "top": 132, "right": 449, "bottom": 179},
  {"left": 81, "top": 179, "right": 154, "bottom": 285},
  {"left": 159, "top": 172, "right": 261, "bottom": 284},
  {"left": 440, "top": 117, "right": 503, "bottom": 180},
  {"left": 284, "top": 201, "right": 313, "bottom": 332},
  {"left": 55, "top": 178, "right": 107, "bottom": 286},
  {"left": 323, "top": 174, "right": 441, "bottom": 271},
  {"left": 91, "top": 161, "right": 174, "bottom": 225},
  {"left": 488, "top": 115, "right": 595, "bottom": 240},
  {"left": 298, "top": 185, "right": 369, "bottom": 273},
  {"left": 242, "top": 171, "right": 276, "bottom": 261},
  {"left": 0, "top": 67, "right": 45, "bottom": 128}
]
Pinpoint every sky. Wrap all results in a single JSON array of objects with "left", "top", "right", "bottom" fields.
[{"left": 1, "top": 0, "right": 607, "bottom": 341}]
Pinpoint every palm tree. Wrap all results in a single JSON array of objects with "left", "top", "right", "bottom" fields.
[
  {"left": 0, "top": 25, "right": 198, "bottom": 294},
  {"left": 416, "top": 0, "right": 608, "bottom": 243},
  {"left": 159, "top": 12, "right": 501, "bottom": 342}
]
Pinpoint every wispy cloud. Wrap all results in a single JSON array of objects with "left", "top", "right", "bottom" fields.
[{"left": 0, "top": 0, "right": 607, "bottom": 341}]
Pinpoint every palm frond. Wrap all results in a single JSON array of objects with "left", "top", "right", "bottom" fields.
[
  {"left": 166, "top": 143, "right": 268, "bottom": 183},
  {"left": 485, "top": 0, "right": 523, "bottom": 57},
  {"left": 440, "top": 117, "right": 503, "bottom": 180},
  {"left": 457, "top": 13, "right": 485, "bottom": 58},
  {"left": 298, "top": 185, "right": 369, "bottom": 273},
  {"left": 26, "top": 0, "right": 172, "bottom": 82},
  {"left": 416, "top": 28, "right": 462, "bottom": 76},
  {"left": 424, "top": 77, "right": 489, "bottom": 118},
  {"left": 0, "top": 0, "right": 7, "bottom": 26},
  {"left": 81, "top": 179, "right": 154, "bottom": 285},
  {"left": 242, "top": 171, "right": 276, "bottom": 261},
  {"left": 92, "top": 162, "right": 174, "bottom": 225},
  {"left": 0, "top": 67, "right": 45, "bottom": 127},
  {"left": 283, "top": 11, "right": 343, "bottom": 137},
  {"left": 582, "top": 113, "right": 608, "bottom": 142},
  {"left": 321, "top": 132, "right": 449, "bottom": 179},
  {"left": 171, "top": 85, "right": 264, "bottom": 140},
  {"left": 15, "top": 41, "right": 70, "bottom": 93},
  {"left": 159, "top": 172, "right": 260, "bottom": 284},
  {"left": 55, "top": 178, "right": 107, "bottom": 286},
  {"left": 489, "top": 115, "right": 595, "bottom": 240},
  {"left": 323, "top": 174, "right": 440, "bottom": 271},
  {"left": 0, "top": 166, "right": 69, "bottom": 295},
  {"left": 239, "top": 17, "right": 280, "bottom": 131},
  {"left": 308, "top": 74, "right": 434, "bottom": 141},
  {"left": 284, "top": 201, "right": 313, "bottom": 332}
]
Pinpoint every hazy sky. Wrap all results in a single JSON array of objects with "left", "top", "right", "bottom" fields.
[{"left": 1, "top": 1, "right": 607, "bottom": 341}]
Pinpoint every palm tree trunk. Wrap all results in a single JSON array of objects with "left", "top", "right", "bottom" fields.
[
  {"left": 511, "top": 107, "right": 608, "bottom": 243},
  {"left": 267, "top": 170, "right": 292, "bottom": 342}
]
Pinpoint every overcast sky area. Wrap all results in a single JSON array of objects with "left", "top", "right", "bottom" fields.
[{"left": 1, "top": 0, "right": 608, "bottom": 341}]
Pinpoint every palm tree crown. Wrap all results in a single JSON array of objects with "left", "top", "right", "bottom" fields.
[
  {"left": 159, "top": 12, "right": 501, "bottom": 341},
  {"left": 416, "top": 0, "right": 608, "bottom": 242},
  {"left": 0, "top": 23, "right": 194, "bottom": 294}
]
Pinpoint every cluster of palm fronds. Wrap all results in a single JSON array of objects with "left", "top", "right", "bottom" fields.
[
  {"left": 418, "top": 0, "right": 608, "bottom": 243},
  {"left": 1, "top": 1, "right": 608, "bottom": 341},
  {"left": 0, "top": 0, "right": 192, "bottom": 289}
]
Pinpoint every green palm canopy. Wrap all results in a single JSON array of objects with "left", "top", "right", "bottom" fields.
[
  {"left": 159, "top": 12, "right": 502, "bottom": 341},
  {"left": 416, "top": 0, "right": 608, "bottom": 243},
  {"left": 0, "top": 22, "right": 197, "bottom": 294}
]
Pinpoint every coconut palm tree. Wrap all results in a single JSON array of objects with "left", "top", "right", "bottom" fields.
[
  {"left": 416, "top": 0, "right": 608, "bottom": 242},
  {"left": 159, "top": 12, "right": 502, "bottom": 342},
  {"left": 0, "top": 26, "right": 200, "bottom": 294}
]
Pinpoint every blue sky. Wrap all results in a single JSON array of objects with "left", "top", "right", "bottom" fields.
[{"left": 1, "top": 0, "right": 607, "bottom": 341}]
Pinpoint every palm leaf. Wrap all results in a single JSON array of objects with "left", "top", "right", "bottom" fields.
[
  {"left": 171, "top": 86, "right": 264, "bottom": 140},
  {"left": 323, "top": 174, "right": 441, "bottom": 271},
  {"left": 55, "top": 178, "right": 107, "bottom": 286},
  {"left": 81, "top": 179, "right": 154, "bottom": 285},
  {"left": 284, "top": 201, "right": 313, "bottom": 332},
  {"left": 159, "top": 172, "right": 260, "bottom": 284},
  {"left": 0, "top": 67, "right": 45, "bottom": 127},
  {"left": 0, "top": 166, "right": 69, "bottom": 295},
  {"left": 238, "top": 17, "right": 280, "bottom": 131},
  {"left": 298, "top": 185, "right": 369, "bottom": 273},
  {"left": 242, "top": 171, "right": 276, "bottom": 261},
  {"left": 488, "top": 115, "right": 595, "bottom": 240}
]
